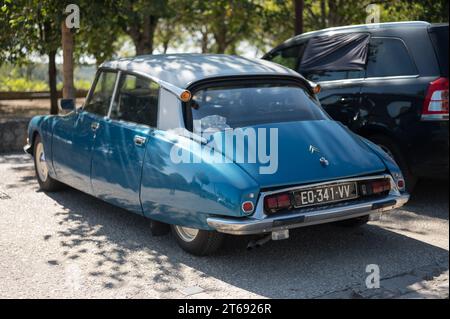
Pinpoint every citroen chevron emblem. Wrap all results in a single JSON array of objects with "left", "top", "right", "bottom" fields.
[
  {"left": 309, "top": 145, "right": 320, "bottom": 154},
  {"left": 319, "top": 157, "right": 329, "bottom": 167}
]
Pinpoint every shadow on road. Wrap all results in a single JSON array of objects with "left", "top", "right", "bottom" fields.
[
  {"left": 45, "top": 182, "right": 449, "bottom": 298},
  {"left": 3, "top": 154, "right": 448, "bottom": 298}
]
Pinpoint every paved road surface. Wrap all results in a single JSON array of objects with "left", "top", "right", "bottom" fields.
[{"left": 0, "top": 154, "right": 448, "bottom": 298}]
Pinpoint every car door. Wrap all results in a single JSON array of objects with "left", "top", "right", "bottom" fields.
[
  {"left": 52, "top": 70, "right": 118, "bottom": 192},
  {"left": 90, "top": 72, "right": 159, "bottom": 214},
  {"left": 302, "top": 69, "right": 365, "bottom": 129},
  {"left": 359, "top": 37, "right": 424, "bottom": 136}
]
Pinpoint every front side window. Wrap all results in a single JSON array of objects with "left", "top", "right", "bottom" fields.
[
  {"left": 266, "top": 45, "right": 303, "bottom": 70},
  {"left": 366, "top": 38, "right": 417, "bottom": 77},
  {"left": 84, "top": 71, "right": 117, "bottom": 116},
  {"left": 110, "top": 73, "right": 160, "bottom": 127},
  {"left": 189, "top": 83, "right": 328, "bottom": 135}
]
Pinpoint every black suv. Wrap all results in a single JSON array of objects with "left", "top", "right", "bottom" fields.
[{"left": 263, "top": 21, "right": 449, "bottom": 192}]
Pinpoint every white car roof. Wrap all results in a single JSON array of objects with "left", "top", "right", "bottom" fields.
[{"left": 100, "top": 54, "right": 303, "bottom": 90}]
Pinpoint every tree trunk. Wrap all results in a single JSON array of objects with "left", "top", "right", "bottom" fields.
[
  {"left": 294, "top": 0, "right": 304, "bottom": 35},
  {"left": 61, "top": 21, "right": 75, "bottom": 99},
  {"left": 48, "top": 50, "right": 58, "bottom": 115},
  {"left": 320, "top": 0, "right": 327, "bottom": 28},
  {"left": 213, "top": 30, "right": 227, "bottom": 54},
  {"left": 129, "top": 15, "right": 158, "bottom": 55},
  {"left": 201, "top": 31, "right": 209, "bottom": 53},
  {"left": 327, "top": 0, "right": 340, "bottom": 27}
]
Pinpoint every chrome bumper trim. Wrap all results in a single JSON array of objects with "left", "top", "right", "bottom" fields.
[{"left": 207, "top": 181, "right": 409, "bottom": 235}]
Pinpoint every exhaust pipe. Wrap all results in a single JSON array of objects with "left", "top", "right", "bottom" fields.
[
  {"left": 247, "top": 229, "right": 290, "bottom": 250},
  {"left": 247, "top": 234, "right": 272, "bottom": 250}
]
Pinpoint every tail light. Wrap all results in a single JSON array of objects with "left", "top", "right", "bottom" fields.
[
  {"left": 241, "top": 201, "right": 254, "bottom": 214},
  {"left": 421, "top": 77, "right": 449, "bottom": 121},
  {"left": 264, "top": 192, "right": 293, "bottom": 214},
  {"left": 370, "top": 179, "right": 391, "bottom": 194},
  {"left": 360, "top": 179, "right": 391, "bottom": 196}
]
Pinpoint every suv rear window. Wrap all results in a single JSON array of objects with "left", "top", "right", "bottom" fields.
[
  {"left": 429, "top": 25, "right": 449, "bottom": 77},
  {"left": 189, "top": 83, "right": 328, "bottom": 134},
  {"left": 367, "top": 38, "right": 417, "bottom": 77}
]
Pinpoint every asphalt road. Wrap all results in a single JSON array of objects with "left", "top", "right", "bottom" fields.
[{"left": 0, "top": 153, "right": 448, "bottom": 298}]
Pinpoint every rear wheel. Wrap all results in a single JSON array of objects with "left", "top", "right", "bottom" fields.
[
  {"left": 171, "top": 225, "right": 224, "bottom": 256},
  {"left": 368, "top": 135, "right": 417, "bottom": 193},
  {"left": 33, "top": 135, "right": 63, "bottom": 192}
]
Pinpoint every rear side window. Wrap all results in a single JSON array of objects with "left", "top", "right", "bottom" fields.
[
  {"left": 84, "top": 71, "right": 117, "bottom": 116},
  {"left": 266, "top": 45, "right": 303, "bottom": 70},
  {"left": 110, "top": 73, "right": 160, "bottom": 127},
  {"left": 429, "top": 25, "right": 449, "bottom": 77},
  {"left": 366, "top": 38, "right": 417, "bottom": 77}
]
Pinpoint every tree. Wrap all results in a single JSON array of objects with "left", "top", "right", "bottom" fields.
[
  {"left": 178, "top": 0, "right": 260, "bottom": 54},
  {"left": 1, "top": 0, "right": 62, "bottom": 114},
  {"left": 154, "top": 3, "right": 184, "bottom": 54},
  {"left": 114, "top": 0, "right": 169, "bottom": 55},
  {"left": 75, "top": 1, "right": 123, "bottom": 65}
]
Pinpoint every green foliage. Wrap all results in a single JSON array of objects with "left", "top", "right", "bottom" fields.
[
  {"left": 0, "top": 77, "right": 92, "bottom": 92},
  {"left": 0, "top": 77, "right": 48, "bottom": 91}
]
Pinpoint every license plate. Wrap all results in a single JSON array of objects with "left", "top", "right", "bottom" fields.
[{"left": 292, "top": 182, "right": 358, "bottom": 208}]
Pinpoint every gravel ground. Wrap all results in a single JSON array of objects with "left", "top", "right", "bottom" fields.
[{"left": 0, "top": 153, "right": 448, "bottom": 299}]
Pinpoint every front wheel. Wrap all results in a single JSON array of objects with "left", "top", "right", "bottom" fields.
[
  {"left": 171, "top": 225, "right": 224, "bottom": 256},
  {"left": 33, "top": 135, "right": 63, "bottom": 192}
]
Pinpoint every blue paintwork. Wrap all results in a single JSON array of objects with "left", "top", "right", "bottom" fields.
[
  {"left": 26, "top": 102, "right": 402, "bottom": 231},
  {"left": 91, "top": 118, "right": 151, "bottom": 214}
]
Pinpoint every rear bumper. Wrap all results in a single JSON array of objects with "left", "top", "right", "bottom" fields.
[
  {"left": 207, "top": 174, "right": 409, "bottom": 235},
  {"left": 208, "top": 194, "right": 409, "bottom": 235}
]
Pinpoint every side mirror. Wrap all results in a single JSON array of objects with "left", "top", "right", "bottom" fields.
[{"left": 59, "top": 98, "right": 76, "bottom": 111}]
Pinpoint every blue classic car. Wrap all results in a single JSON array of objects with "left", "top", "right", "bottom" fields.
[{"left": 25, "top": 54, "right": 409, "bottom": 255}]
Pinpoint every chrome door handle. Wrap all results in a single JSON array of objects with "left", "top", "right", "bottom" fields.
[
  {"left": 134, "top": 135, "right": 146, "bottom": 146},
  {"left": 91, "top": 122, "right": 100, "bottom": 131}
]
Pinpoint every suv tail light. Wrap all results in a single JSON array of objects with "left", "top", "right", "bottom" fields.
[{"left": 421, "top": 77, "right": 449, "bottom": 121}]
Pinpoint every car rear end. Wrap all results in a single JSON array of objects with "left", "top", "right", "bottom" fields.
[
  {"left": 412, "top": 24, "right": 449, "bottom": 178},
  {"left": 207, "top": 174, "right": 409, "bottom": 237}
]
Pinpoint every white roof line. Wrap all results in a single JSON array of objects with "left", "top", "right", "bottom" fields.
[{"left": 284, "top": 21, "right": 430, "bottom": 43}]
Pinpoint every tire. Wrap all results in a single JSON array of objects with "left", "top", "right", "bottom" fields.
[
  {"left": 368, "top": 135, "right": 417, "bottom": 193},
  {"left": 336, "top": 215, "right": 370, "bottom": 227},
  {"left": 33, "top": 135, "right": 63, "bottom": 192},
  {"left": 171, "top": 225, "right": 224, "bottom": 256}
]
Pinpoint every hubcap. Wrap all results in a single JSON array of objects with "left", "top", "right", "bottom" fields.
[
  {"left": 174, "top": 225, "right": 199, "bottom": 242},
  {"left": 35, "top": 142, "right": 49, "bottom": 182}
]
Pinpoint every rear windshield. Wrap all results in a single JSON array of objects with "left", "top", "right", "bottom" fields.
[
  {"left": 429, "top": 25, "right": 449, "bottom": 77},
  {"left": 189, "top": 83, "right": 328, "bottom": 134}
]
